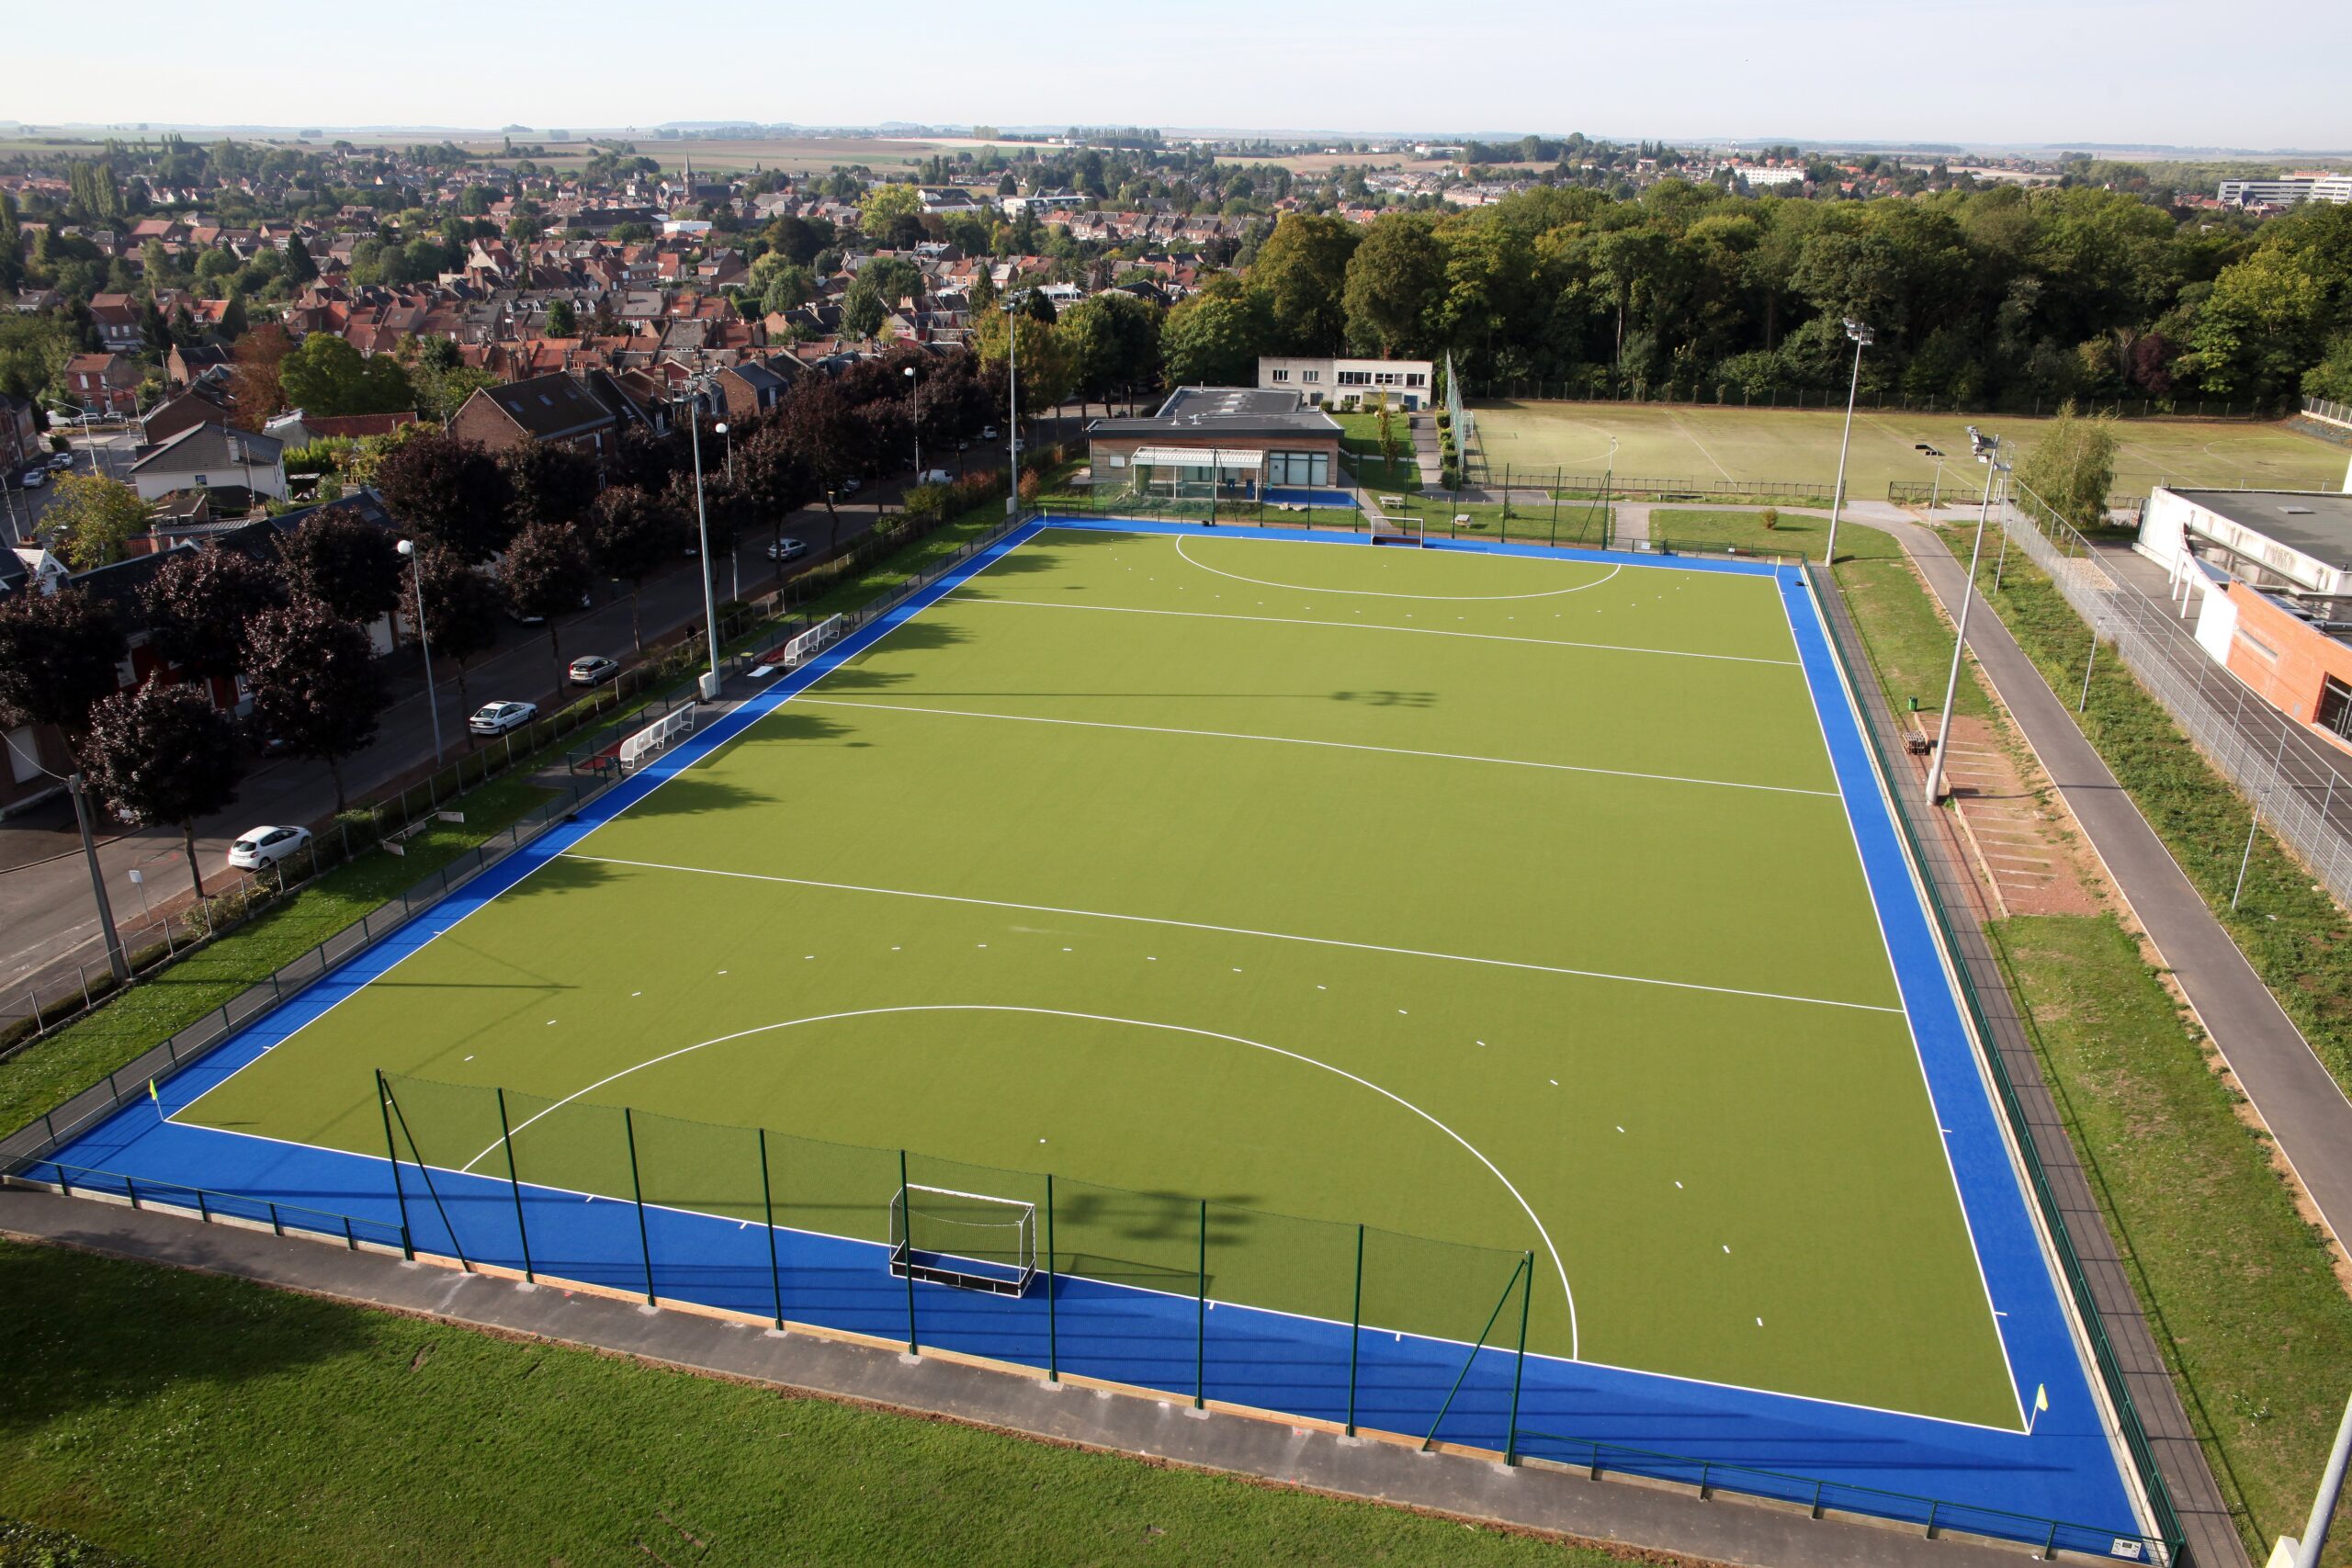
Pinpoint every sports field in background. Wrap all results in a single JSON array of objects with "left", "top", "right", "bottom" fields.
[
  {"left": 172, "top": 526, "right": 2019, "bottom": 1427},
  {"left": 1473, "top": 400, "right": 2348, "bottom": 495}
]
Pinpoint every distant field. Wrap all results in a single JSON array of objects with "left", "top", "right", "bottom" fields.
[
  {"left": 1473, "top": 400, "right": 2349, "bottom": 497},
  {"left": 0, "top": 132, "right": 982, "bottom": 175}
]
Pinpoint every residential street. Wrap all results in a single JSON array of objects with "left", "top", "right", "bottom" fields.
[{"left": 0, "top": 468, "right": 910, "bottom": 1011}]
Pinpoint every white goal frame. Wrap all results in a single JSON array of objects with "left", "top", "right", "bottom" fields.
[
  {"left": 618, "top": 705, "right": 695, "bottom": 771},
  {"left": 888, "top": 1182, "right": 1038, "bottom": 1297},
  {"left": 1370, "top": 513, "right": 1427, "bottom": 547}
]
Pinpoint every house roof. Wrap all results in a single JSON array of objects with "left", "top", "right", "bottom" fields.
[
  {"left": 1090, "top": 386, "right": 1341, "bottom": 440},
  {"left": 130, "top": 422, "right": 285, "bottom": 472},
  {"left": 2171, "top": 489, "right": 2352, "bottom": 571},
  {"left": 470, "top": 372, "right": 617, "bottom": 440}
]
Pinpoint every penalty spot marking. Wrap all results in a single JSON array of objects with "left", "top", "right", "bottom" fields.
[
  {"left": 461, "top": 1000, "right": 1579, "bottom": 1358},
  {"left": 1173, "top": 536, "right": 1623, "bottom": 602},
  {"left": 561, "top": 852, "right": 1905, "bottom": 1016}
]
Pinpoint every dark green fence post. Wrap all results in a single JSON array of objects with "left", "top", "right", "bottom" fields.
[
  {"left": 495, "top": 1087, "right": 533, "bottom": 1282},
  {"left": 1045, "top": 1173, "right": 1060, "bottom": 1383},
  {"left": 1506, "top": 1250, "right": 1532, "bottom": 1464},
  {"left": 624, "top": 1107, "right": 653, "bottom": 1303},
  {"left": 899, "top": 1149, "right": 919, "bottom": 1354},
  {"left": 758, "top": 1128, "right": 783, "bottom": 1328},
  {"left": 375, "top": 1069, "right": 414, "bottom": 1259},
  {"left": 1194, "top": 1197, "right": 1208, "bottom": 1409},
  {"left": 1347, "top": 1224, "right": 1363, "bottom": 1437}
]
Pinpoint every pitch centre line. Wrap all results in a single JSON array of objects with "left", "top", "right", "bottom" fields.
[
  {"left": 945, "top": 593, "right": 1801, "bottom": 668},
  {"left": 560, "top": 853, "right": 1905, "bottom": 1015},
  {"left": 1172, "top": 536, "right": 1623, "bottom": 601},
  {"left": 795, "top": 696, "right": 1838, "bottom": 798}
]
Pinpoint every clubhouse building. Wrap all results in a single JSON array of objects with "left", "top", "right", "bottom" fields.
[{"left": 1085, "top": 387, "right": 1346, "bottom": 504}]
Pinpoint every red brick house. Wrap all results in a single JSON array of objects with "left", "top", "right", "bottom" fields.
[
  {"left": 63, "top": 353, "right": 143, "bottom": 418},
  {"left": 448, "top": 372, "right": 619, "bottom": 466}
]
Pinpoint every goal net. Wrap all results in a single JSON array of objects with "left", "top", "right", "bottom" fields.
[
  {"left": 780, "top": 614, "right": 844, "bottom": 667},
  {"left": 618, "top": 705, "right": 695, "bottom": 771},
  {"left": 888, "top": 1183, "right": 1037, "bottom": 1297},
  {"left": 1370, "top": 514, "right": 1426, "bottom": 547}
]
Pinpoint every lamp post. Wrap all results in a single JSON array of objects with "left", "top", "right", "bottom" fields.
[
  {"left": 397, "top": 538, "right": 445, "bottom": 764},
  {"left": 1825, "top": 318, "right": 1872, "bottom": 568},
  {"left": 716, "top": 419, "right": 733, "bottom": 482},
  {"left": 905, "top": 363, "right": 922, "bottom": 479},
  {"left": 682, "top": 388, "right": 723, "bottom": 700},
  {"left": 1926, "top": 432, "right": 2006, "bottom": 805}
]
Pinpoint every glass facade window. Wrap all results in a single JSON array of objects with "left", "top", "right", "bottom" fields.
[
  {"left": 2323, "top": 675, "right": 2352, "bottom": 740},
  {"left": 1266, "top": 451, "right": 1330, "bottom": 487}
]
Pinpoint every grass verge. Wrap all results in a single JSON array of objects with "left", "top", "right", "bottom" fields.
[
  {"left": 1988, "top": 915, "right": 2352, "bottom": 1564},
  {"left": 1953, "top": 531, "right": 2352, "bottom": 1095},
  {"left": 1832, "top": 525, "right": 1993, "bottom": 720},
  {"left": 0, "top": 775, "right": 553, "bottom": 1141},
  {"left": 0, "top": 1240, "right": 1647, "bottom": 1568},
  {"left": 1650, "top": 508, "right": 1895, "bottom": 563}
]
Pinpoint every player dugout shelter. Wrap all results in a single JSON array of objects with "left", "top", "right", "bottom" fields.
[{"left": 1085, "top": 387, "right": 1345, "bottom": 504}]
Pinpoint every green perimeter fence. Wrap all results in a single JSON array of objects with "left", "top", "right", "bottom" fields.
[
  {"left": 1472, "top": 384, "right": 2296, "bottom": 422},
  {"left": 1802, "top": 558, "right": 2185, "bottom": 1559}
]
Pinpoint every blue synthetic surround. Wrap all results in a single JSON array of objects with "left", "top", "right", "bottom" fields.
[{"left": 34, "top": 516, "right": 2150, "bottom": 1555}]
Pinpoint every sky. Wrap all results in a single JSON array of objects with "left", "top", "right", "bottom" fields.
[{"left": 8, "top": 0, "right": 2347, "bottom": 152}]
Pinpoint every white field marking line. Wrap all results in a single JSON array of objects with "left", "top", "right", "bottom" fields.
[
  {"left": 1173, "top": 535, "right": 1623, "bottom": 601},
  {"left": 460, "top": 1001, "right": 1580, "bottom": 1359},
  {"left": 1668, "top": 408, "right": 1738, "bottom": 484},
  {"left": 560, "top": 852, "right": 1906, "bottom": 1015},
  {"left": 1776, "top": 577, "right": 2027, "bottom": 1431},
  {"left": 944, "top": 592, "right": 1801, "bottom": 669},
  {"left": 796, "top": 697, "right": 1840, "bottom": 799}
]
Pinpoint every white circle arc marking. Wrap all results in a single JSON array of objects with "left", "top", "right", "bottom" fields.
[
  {"left": 467, "top": 1002, "right": 1578, "bottom": 1357},
  {"left": 1174, "top": 536, "right": 1620, "bottom": 602}
]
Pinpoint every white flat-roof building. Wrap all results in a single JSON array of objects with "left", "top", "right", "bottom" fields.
[
  {"left": 1256, "top": 355, "right": 1434, "bottom": 411},
  {"left": 2218, "top": 175, "right": 2352, "bottom": 208}
]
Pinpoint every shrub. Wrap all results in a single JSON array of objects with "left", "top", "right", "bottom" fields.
[{"left": 1760, "top": 507, "right": 1780, "bottom": 530}]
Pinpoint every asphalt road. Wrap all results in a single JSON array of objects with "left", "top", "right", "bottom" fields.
[
  {"left": 0, "top": 470, "right": 910, "bottom": 1006},
  {"left": 1, "top": 428, "right": 141, "bottom": 547}
]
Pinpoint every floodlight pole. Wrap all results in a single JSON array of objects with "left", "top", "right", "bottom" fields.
[
  {"left": 905, "top": 363, "right": 922, "bottom": 478},
  {"left": 2290, "top": 1392, "right": 2352, "bottom": 1568},
  {"left": 1826, "top": 319, "right": 1871, "bottom": 568},
  {"left": 1927, "top": 437, "right": 2002, "bottom": 805},
  {"left": 1003, "top": 295, "right": 1023, "bottom": 517},
  {"left": 67, "top": 773, "right": 130, "bottom": 983},
  {"left": 399, "top": 539, "right": 444, "bottom": 765},
  {"left": 684, "top": 388, "right": 722, "bottom": 700}
]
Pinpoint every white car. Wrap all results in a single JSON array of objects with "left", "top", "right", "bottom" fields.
[
  {"left": 228, "top": 825, "right": 311, "bottom": 871},
  {"left": 17, "top": 468, "right": 45, "bottom": 489},
  {"left": 916, "top": 468, "right": 954, "bottom": 486},
  {"left": 766, "top": 537, "right": 808, "bottom": 562},
  {"left": 981, "top": 424, "right": 1000, "bottom": 440},
  {"left": 469, "top": 700, "right": 538, "bottom": 736}
]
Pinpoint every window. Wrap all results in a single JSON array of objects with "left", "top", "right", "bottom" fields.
[
  {"left": 1301, "top": 369, "right": 1319, "bottom": 383},
  {"left": 2323, "top": 675, "right": 2352, "bottom": 740},
  {"left": 1338, "top": 370, "right": 1371, "bottom": 386},
  {"left": 1407, "top": 373, "right": 1425, "bottom": 387},
  {"left": 1266, "top": 451, "right": 1330, "bottom": 488},
  {"left": 1270, "top": 367, "right": 1289, "bottom": 382}
]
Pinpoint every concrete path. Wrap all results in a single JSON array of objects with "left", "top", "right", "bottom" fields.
[
  {"left": 1411, "top": 413, "right": 1443, "bottom": 489},
  {"left": 0, "top": 1183, "right": 2050, "bottom": 1568},
  {"left": 1879, "top": 511, "right": 2352, "bottom": 1254}
]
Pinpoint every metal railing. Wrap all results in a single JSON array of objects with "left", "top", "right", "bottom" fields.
[
  {"left": 8, "top": 1159, "right": 409, "bottom": 1254},
  {"left": 1804, "top": 558, "right": 2183, "bottom": 1562},
  {"left": 1989, "top": 493, "right": 2352, "bottom": 911},
  {"left": 1473, "top": 384, "right": 2295, "bottom": 421}
]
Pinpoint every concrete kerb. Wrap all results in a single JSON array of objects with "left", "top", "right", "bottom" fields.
[{"left": 0, "top": 1183, "right": 2059, "bottom": 1568}]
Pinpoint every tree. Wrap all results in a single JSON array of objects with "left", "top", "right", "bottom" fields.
[
  {"left": 971, "top": 309, "right": 1073, "bottom": 424},
  {"left": 0, "top": 587, "right": 126, "bottom": 745},
  {"left": 1251, "top": 212, "right": 1359, "bottom": 354},
  {"left": 41, "top": 473, "right": 148, "bottom": 570},
  {"left": 1159, "top": 281, "right": 1273, "bottom": 387},
  {"left": 229, "top": 324, "right": 295, "bottom": 428},
  {"left": 278, "top": 333, "right": 415, "bottom": 416},
  {"left": 400, "top": 543, "right": 502, "bottom": 709},
  {"left": 759, "top": 264, "right": 815, "bottom": 316},
  {"left": 501, "top": 519, "right": 593, "bottom": 675},
  {"left": 82, "top": 682, "right": 243, "bottom": 905},
  {"left": 1342, "top": 214, "right": 1445, "bottom": 356},
  {"left": 858, "top": 182, "right": 921, "bottom": 231},
  {"left": 243, "top": 597, "right": 384, "bottom": 812},
  {"left": 1058, "top": 291, "right": 1162, "bottom": 415},
  {"left": 861, "top": 256, "right": 922, "bottom": 311},
  {"left": 738, "top": 421, "right": 815, "bottom": 570},
  {"left": 580, "top": 485, "right": 684, "bottom": 651},
  {"left": 842, "top": 276, "right": 887, "bottom": 341},
  {"left": 544, "top": 299, "right": 577, "bottom": 337},
  {"left": 279, "top": 505, "right": 402, "bottom": 625},
  {"left": 281, "top": 234, "right": 318, "bottom": 287},
  {"left": 2013, "top": 402, "right": 2118, "bottom": 533},
  {"left": 141, "top": 546, "right": 283, "bottom": 681},
  {"left": 376, "top": 430, "right": 515, "bottom": 561},
  {"left": 500, "top": 438, "right": 600, "bottom": 531}
]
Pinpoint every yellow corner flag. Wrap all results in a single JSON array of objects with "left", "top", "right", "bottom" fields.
[
  {"left": 147, "top": 1078, "right": 159, "bottom": 1104},
  {"left": 2036, "top": 1384, "right": 2050, "bottom": 1414}
]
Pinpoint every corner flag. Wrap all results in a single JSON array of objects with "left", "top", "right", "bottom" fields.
[
  {"left": 147, "top": 1077, "right": 159, "bottom": 1104},
  {"left": 2027, "top": 1382, "right": 2050, "bottom": 1436}
]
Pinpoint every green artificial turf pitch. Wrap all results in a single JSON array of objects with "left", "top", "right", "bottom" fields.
[{"left": 185, "top": 526, "right": 2015, "bottom": 1426}]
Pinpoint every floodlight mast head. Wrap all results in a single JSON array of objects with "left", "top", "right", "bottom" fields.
[{"left": 1843, "top": 318, "right": 1874, "bottom": 347}]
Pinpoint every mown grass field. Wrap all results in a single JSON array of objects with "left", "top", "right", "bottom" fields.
[{"left": 1474, "top": 402, "right": 2346, "bottom": 497}]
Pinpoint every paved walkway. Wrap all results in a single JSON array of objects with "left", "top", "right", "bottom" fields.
[
  {"left": 0, "top": 1182, "right": 2046, "bottom": 1568},
  {"left": 1879, "top": 510, "right": 2352, "bottom": 1255}
]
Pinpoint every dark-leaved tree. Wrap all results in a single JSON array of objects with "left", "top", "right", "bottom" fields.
[
  {"left": 278, "top": 506, "right": 403, "bottom": 625},
  {"left": 0, "top": 587, "right": 128, "bottom": 750},
  {"left": 243, "top": 598, "right": 385, "bottom": 811},
  {"left": 580, "top": 485, "right": 684, "bottom": 652},
  {"left": 501, "top": 519, "right": 593, "bottom": 678},
  {"left": 400, "top": 543, "right": 503, "bottom": 714},
  {"left": 140, "top": 545, "right": 283, "bottom": 682},
  {"left": 82, "top": 681, "right": 243, "bottom": 904},
  {"left": 376, "top": 429, "right": 515, "bottom": 562},
  {"left": 501, "top": 437, "right": 600, "bottom": 533}
]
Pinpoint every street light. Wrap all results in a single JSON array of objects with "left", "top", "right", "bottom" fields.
[
  {"left": 1914, "top": 443, "right": 1947, "bottom": 511},
  {"left": 1825, "top": 318, "right": 1873, "bottom": 568},
  {"left": 904, "top": 363, "right": 922, "bottom": 478},
  {"left": 398, "top": 538, "right": 445, "bottom": 764},
  {"left": 680, "top": 387, "right": 724, "bottom": 700},
  {"left": 715, "top": 420, "right": 733, "bottom": 482},
  {"left": 1926, "top": 433, "right": 2007, "bottom": 805}
]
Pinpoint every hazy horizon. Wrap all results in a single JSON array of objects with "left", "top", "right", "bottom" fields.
[{"left": 11, "top": 0, "right": 2349, "bottom": 152}]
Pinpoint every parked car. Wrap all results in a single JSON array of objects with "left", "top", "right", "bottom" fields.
[
  {"left": 981, "top": 424, "right": 1000, "bottom": 440},
  {"left": 839, "top": 477, "right": 862, "bottom": 496},
  {"left": 916, "top": 468, "right": 954, "bottom": 486},
  {"left": 567, "top": 655, "right": 621, "bottom": 687},
  {"left": 765, "top": 537, "right": 808, "bottom": 562},
  {"left": 469, "top": 700, "right": 538, "bottom": 736},
  {"left": 45, "top": 451, "right": 74, "bottom": 471},
  {"left": 228, "top": 825, "right": 311, "bottom": 871},
  {"left": 17, "top": 468, "right": 45, "bottom": 489}
]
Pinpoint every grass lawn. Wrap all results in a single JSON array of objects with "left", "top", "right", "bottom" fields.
[
  {"left": 0, "top": 776, "right": 554, "bottom": 1143},
  {"left": 1951, "top": 533, "right": 2352, "bottom": 1097},
  {"left": 1831, "top": 526, "right": 1993, "bottom": 722},
  {"left": 1473, "top": 402, "right": 2346, "bottom": 497},
  {"left": 1649, "top": 508, "right": 1901, "bottom": 563},
  {"left": 0, "top": 1241, "right": 1645, "bottom": 1568},
  {"left": 1988, "top": 916, "right": 2352, "bottom": 1564},
  {"left": 1333, "top": 412, "right": 1423, "bottom": 492}
]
